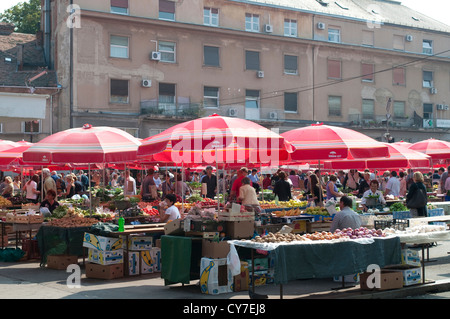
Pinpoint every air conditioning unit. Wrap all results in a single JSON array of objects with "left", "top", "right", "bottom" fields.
[
  {"left": 150, "top": 51, "right": 161, "bottom": 61},
  {"left": 264, "top": 24, "right": 273, "bottom": 33},
  {"left": 405, "top": 35, "right": 413, "bottom": 42},
  {"left": 437, "top": 104, "right": 449, "bottom": 110},
  {"left": 228, "top": 108, "right": 238, "bottom": 117},
  {"left": 317, "top": 22, "right": 326, "bottom": 30},
  {"left": 256, "top": 70, "right": 264, "bottom": 78},
  {"left": 141, "top": 79, "right": 152, "bottom": 88},
  {"left": 269, "top": 111, "right": 278, "bottom": 120},
  {"left": 430, "top": 87, "right": 437, "bottom": 94}
]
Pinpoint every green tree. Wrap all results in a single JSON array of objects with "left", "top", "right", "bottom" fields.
[{"left": 0, "top": 0, "right": 41, "bottom": 34}]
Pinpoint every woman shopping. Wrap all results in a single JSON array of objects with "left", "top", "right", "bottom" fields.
[{"left": 406, "top": 171, "right": 428, "bottom": 217}]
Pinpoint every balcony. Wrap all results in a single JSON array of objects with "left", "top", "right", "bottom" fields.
[{"left": 140, "top": 100, "right": 203, "bottom": 118}]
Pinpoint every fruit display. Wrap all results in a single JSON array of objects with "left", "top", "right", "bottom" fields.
[
  {"left": 141, "top": 205, "right": 159, "bottom": 216},
  {"left": 304, "top": 206, "right": 329, "bottom": 215},
  {"left": 251, "top": 232, "right": 311, "bottom": 243},
  {"left": 272, "top": 208, "right": 303, "bottom": 217},
  {"left": 0, "top": 196, "right": 12, "bottom": 207},
  {"left": 259, "top": 199, "right": 308, "bottom": 209}
]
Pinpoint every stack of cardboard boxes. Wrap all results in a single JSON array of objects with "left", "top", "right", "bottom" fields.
[{"left": 82, "top": 233, "right": 161, "bottom": 279}]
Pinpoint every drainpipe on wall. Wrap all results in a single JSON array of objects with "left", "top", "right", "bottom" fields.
[
  {"left": 70, "top": 0, "right": 74, "bottom": 128},
  {"left": 312, "top": 14, "right": 316, "bottom": 122}
]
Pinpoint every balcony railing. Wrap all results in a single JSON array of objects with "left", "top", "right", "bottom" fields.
[{"left": 140, "top": 101, "right": 203, "bottom": 118}]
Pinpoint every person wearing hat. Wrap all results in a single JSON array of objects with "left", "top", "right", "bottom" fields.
[{"left": 201, "top": 166, "right": 217, "bottom": 199}]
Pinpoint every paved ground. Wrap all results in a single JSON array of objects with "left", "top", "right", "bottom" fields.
[{"left": 1, "top": 240, "right": 450, "bottom": 300}]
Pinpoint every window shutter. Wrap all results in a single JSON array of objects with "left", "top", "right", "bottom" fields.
[
  {"left": 160, "top": 0, "right": 175, "bottom": 13},
  {"left": 111, "top": 0, "right": 128, "bottom": 8}
]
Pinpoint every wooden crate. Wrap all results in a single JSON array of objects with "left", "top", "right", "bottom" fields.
[
  {"left": 14, "top": 214, "right": 30, "bottom": 224},
  {"left": 306, "top": 221, "right": 332, "bottom": 233}
]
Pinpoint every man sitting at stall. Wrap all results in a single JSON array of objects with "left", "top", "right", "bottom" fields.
[
  {"left": 360, "top": 179, "right": 386, "bottom": 212},
  {"left": 330, "top": 196, "right": 362, "bottom": 233}
]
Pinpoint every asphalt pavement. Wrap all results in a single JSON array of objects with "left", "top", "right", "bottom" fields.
[{"left": 1, "top": 240, "right": 450, "bottom": 300}]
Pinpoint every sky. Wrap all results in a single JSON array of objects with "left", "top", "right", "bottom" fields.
[{"left": 0, "top": 0, "right": 448, "bottom": 26}]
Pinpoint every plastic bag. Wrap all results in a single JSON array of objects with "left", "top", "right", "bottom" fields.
[{"left": 227, "top": 244, "right": 241, "bottom": 276}]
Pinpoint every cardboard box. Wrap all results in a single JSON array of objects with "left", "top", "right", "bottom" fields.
[
  {"left": 127, "top": 236, "right": 153, "bottom": 250},
  {"left": 218, "top": 210, "right": 255, "bottom": 221},
  {"left": 190, "top": 220, "right": 225, "bottom": 233},
  {"left": 85, "top": 262, "right": 124, "bottom": 280},
  {"left": 360, "top": 270, "right": 403, "bottom": 291},
  {"left": 164, "top": 219, "right": 184, "bottom": 235},
  {"left": 202, "top": 239, "right": 230, "bottom": 259},
  {"left": 333, "top": 273, "right": 360, "bottom": 283},
  {"left": 383, "top": 265, "right": 422, "bottom": 286},
  {"left": 245, "top": 257, "right": 269, "bottom": 271},
  {"left": 88, "top": 248, "right": 123, "bottom": 265},
  {"left": 401, "top": 249, "right": 421, "bottom": 267},
  {"left": 128, "top": 248, "right": 161, "bottom": 276},
  {"left": 200, "top": 257, "right": 233, "bottom": 295},
  {"left": 233, "top": 261, "right": 249, "bottom": 292},
  {"left": 291, "top": 219, "right": 307, "bottom": 233},
  {"left": 225, "top": 220, "right": 254, "bottom": 239},
  {"left": 83, "top": 233, "right": 123, "bottom": 251},
  {"left": 47, "top": 254, "right": 78, "bottom": 270}
]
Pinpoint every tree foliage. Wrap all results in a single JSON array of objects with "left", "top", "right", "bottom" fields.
[{"left": 0, "top": 0, "right": 41, "bottom": 34}]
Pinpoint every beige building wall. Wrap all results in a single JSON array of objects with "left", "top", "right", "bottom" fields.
[{"left": 51, "top": 0, "right": 450, "bottom": 142}]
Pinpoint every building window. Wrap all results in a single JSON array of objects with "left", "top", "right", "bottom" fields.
[
  {"left": 423, "top": 70, "right": 433, "bottom": 88},
  {"left": 245, "top": 13, "right": 259, "bottom": 32},
  {"left": 362, "top": 30, "right": 374, "bottom": 46},
  {"left": 204, "top": 7, "right": 218, "bottom": 26},
  {"left": 204, "top": 46, "right": 219, "bottom": 67},
  {"left": 110, "top": 35, "right": 129, "bottom": 58},
  {"left": 362, "top": 99, "right": 374, "bottom": 120},
  {"left": 393, "top": 67, "right": 406, "bottom": 86},
  {"left": 159, "top": 83, "right": 176, "bottom": 115},
  {"left": 327, "top": 59, "right": 341, "bottom": 79},
  {"left": 284, "top": 19, "right": 297, "bottom": 37},
  {"left": 23, "top": 120, "right": 40, "bottom": 133},
  {"left": 159, "top": 41, "right": 176, "bottom": 63},
  {"left": 119, "top": 127, "right": 139, "bottom": 138},
  {"left": 245, "top": 50, "right": 260, "bottom": 71},
  {"left": 284, "top": 55, "right": 298, "bottom": 75},
  {"left": 393, "top": 101, "right": 405, "bottom": 119},
  {"left": 393, "top": 35, "right": 405, "bottom": 51},
  {"left": 328, "top": 96, "right": 341, "bottom": 116},
  {"left": 328, "top": 28, "right": 341, "bottom": 43},
  {"left": 284, "top": 92, "right": 297, "bottom": 113},
  {"left": 110, "top": 79, "right": 129, "bottom": 104},
  {"left": 203, "top": 87, "right": 219, "bottom": 108},
  {"left": 110, "top": 0, "right": 128, "bottom": 14},
  {"left": 423, "top": 40, "right": 433, "bottom": 55},
  {"left": 245, "top": 90, "right": 260, "bottom": 108},
  {"left": 423, "top": 103, "right": 433, "bottom": 120},
  {"left": 159, "top": 0, "right": 175, "bottom": 21},
  {"left": 361, "top": 63, "right": 374, "bottom": 82}
]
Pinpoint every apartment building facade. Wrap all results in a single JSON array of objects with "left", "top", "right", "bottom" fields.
[{"left": 48, "top": 0, "right": 450, "bottom": 142}]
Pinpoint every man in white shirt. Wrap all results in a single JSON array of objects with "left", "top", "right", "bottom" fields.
[
  {"left": 385, "top": 171, "right": 401, "bottom": 197},
  {"left": 330, "top": 196, "right": 362, "bottom": 232},
  {"left": 153, "top": 170, "right": 162, "bottom": 190}
]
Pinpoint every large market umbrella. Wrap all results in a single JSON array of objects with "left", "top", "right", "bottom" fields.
[
  {"left": 0, "top": 139, "right": 21, "bottom": 152},
  {"left": 323, "top": 143, "right": 432, "bottom": 171},
  {"left": 137, "top": 114, "right": 293, "bottom": 166},
  {"left": 281, "top": 123, "right": 390, "bottom": 162},
  {"left": 23, "top": 124, "right": 141, "bottom": 164},
  {"left": 408, "top": 138, "right": 450, "bottom": 165}
]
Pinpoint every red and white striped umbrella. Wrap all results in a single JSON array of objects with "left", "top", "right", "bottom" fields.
[
  {"left": 22, "top": 124, "right": 142, "bottom": 164},
  {"left": 137, "top": 114, "right": 293, "bottom": 166},
  {"left": 408, "top": 138, "right": 450, "bottom": 163},
  {"left": 281, "top": 123, "right": 389, "bottom": 162}
]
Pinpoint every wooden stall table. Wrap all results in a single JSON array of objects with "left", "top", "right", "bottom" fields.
[{"left": 109, "top": 223, "right": 165, "bottom": 277}]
